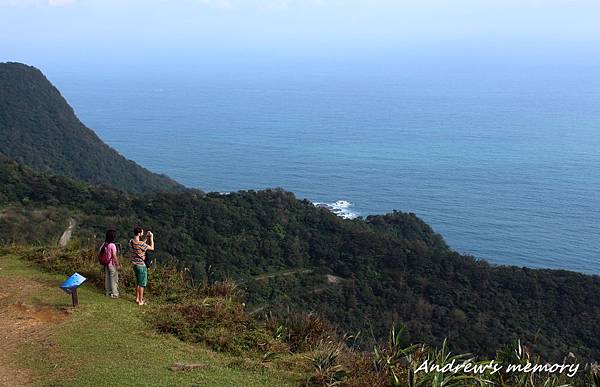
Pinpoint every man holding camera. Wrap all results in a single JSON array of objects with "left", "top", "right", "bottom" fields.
[{"left": 130, "top": 227, "right": 154, "bottom": 305}]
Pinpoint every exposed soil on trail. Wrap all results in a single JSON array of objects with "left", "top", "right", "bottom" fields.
[
  {"left": 0, "top": 276, "right": 70, "bottom": 386},
  {"left": 252, "top": 268, "right": 314, "bottom": 281}
]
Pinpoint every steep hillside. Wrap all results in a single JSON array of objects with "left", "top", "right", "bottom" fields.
[
  {"left": 0, "top": 62, "right": 183, "bottom": 193},
  {"left": 1, "top": 153, "right": 600, "bottom": 362}
]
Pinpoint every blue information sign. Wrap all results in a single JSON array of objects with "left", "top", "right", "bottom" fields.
[{"left": 60, "top": 273, "right": 87, "bottom": 294}]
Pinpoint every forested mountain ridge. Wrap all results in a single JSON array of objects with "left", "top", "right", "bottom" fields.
[
  {"left": 0, "top": 62, "right": 184, "bottom": 193},
  {"left": 1, "top": 153, "right": 599, "bottom": 362}
]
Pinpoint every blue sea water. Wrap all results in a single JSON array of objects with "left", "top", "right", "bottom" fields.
[{"left": 52, "top": 69, "right": 600, "bottom": 275}]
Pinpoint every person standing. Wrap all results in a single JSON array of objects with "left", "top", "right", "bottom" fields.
[
  {"left": 101, "top": 229, "right": 120, "bottom": 298},
  {"left": 129, "top": 227, "right": 154, "bottom": 305}
]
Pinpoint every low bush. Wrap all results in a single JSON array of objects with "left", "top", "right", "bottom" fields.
[
  {"left": 152, "top": 297, "right": 288, "bottom": 356},
  {"left": 265, "top": 311, "right": 337, "bottom": 353},
  {"left": 305, "top": 344, "right": 348, "bottom": 386},
  {"left": 198, "top": 278, "right": 243, "bottom": 300}
]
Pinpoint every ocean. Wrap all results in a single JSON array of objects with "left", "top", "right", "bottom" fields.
[{"left": 51, "top": 68, "right": 600, "bottom": 275}]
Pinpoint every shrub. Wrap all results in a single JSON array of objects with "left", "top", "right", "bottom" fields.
[
  {"left": 198, "top": 278, "right": 243, "bottom": 300},
  {"left": 152, "top": 297, "right": 288, "bottom": 356},
  {"left": 306, "top": 344, "right": 348, "bottom": 386},
  {"left": 266, "top": 312, "right": 337, "bottom": 353}
]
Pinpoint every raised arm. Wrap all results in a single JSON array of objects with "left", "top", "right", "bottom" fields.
[{"left": 146, "top": 231, "right": 155, "bottom": 251}]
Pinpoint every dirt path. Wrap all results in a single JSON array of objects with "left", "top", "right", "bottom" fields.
[
  {"left": 0, "top": 275, "right": 69, "bottom": 386},
  {"left": 252, "top": 269, "right": 313, "bottom": 281},
  {"left": 57, "top": 218, "right": 76, "bottom": 247}
]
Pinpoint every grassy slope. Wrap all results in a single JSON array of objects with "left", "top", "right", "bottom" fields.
[{"left": 0, "top": 252, "right": 301, "bottom": 387}]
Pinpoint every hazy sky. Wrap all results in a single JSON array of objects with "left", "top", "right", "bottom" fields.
[{"left": 1, "top": 0, "right": 599, "bottom": 76}]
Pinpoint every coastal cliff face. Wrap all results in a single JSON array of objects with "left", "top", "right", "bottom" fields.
[
  {"left": 1, "top": 63, "right": 600, "bottom": 362},
  {"left": 0, "top": 62, "right": 183, "bottom": 193}
]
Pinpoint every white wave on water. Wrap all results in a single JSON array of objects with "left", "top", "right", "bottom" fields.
[{"left": 313, "top": 200, "right": 359, "bottom": 219}]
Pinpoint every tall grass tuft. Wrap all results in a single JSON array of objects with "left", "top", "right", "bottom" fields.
[
  {"left": 265, "top": 311, "right": 337, "bottom": 353},
  {"left": 199, "top": 278, "right": 243, "bottom": 300},
  {"left": 152, "top": 297, "right": 288, "bottom": 356},
  {"left": 306, "top": 343, "right": 348, "bottom": 386}
]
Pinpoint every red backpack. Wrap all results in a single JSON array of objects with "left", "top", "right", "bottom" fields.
[{"left": 98, "top": 243, "right": 111, "bottom": 266}]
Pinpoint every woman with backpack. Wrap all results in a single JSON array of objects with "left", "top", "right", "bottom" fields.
[{"left": 99, "top": 229, "right": 120, "bottom": 298}]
